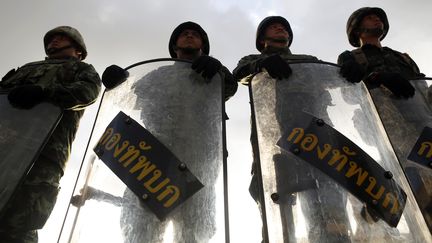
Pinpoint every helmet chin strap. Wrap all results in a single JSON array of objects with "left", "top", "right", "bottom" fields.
[
  {"left": 46, "top": 45, "right": 74, "bottom": 55},
  {"left": 358, "top": 27, "right": 384, "bottom": 37},
  {"left": 173, "top": 46, "right": 201, "bottom": 57}
]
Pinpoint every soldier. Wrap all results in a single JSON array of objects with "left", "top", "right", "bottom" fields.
[
  {"left": 234, "top": 16, "right": 351, "bottom": 242},
  {"left": 338, "top": 7, "right": 424, "bottom": 96},
  {"left": 88, "top": 21, "right": 236, "bottom": 243},
  {"left": 233, "top": 15, "right": 318, "bottom": 202},
  {"left": 0, "top": 26, "right": 101, "bottom": 242},
  {"left": 338, "top": 7, "right": 432, "bottom": 231}
]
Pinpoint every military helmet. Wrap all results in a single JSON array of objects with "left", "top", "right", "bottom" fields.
[
  {"left": 168, "top": 21, "right": 210, "bottom": 58},
  {"left": 256, "top": 16, "right": 293, "bottom": 52},
  {"left": 44, "top": 26, "right": 87, "bottom": 60},
  {"left": 346, "top": 7, "right": 389, "bottom": 47}
]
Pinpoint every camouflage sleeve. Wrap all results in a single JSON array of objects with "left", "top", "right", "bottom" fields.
[
  {"left": 232, "top": 55, "right": 262, "bottom": 85},
  {"left": 220, "top": 65, "right": 238, "bottom": 101},
  {"left": 46, "top": 63, "right": 101, "bottom": 110}
]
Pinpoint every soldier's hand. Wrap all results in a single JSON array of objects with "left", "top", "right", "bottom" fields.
[
  {"left": 102, "top": 65, "right": 129, "bottom": 90},
  {"left": 258, "top": 55, "right": 292, "bottom": 79},
  {"left": 192, "top": 56, "right": 222, "bottom": 80},
  {"left": 8, "top": 85, "right": 45, "bottom": 109},
  {"left": 373, "top": 72, "right": 415, "bottom": 98},
  {"left": 340, "top": 60, "right": 365, "bottom": 83}
]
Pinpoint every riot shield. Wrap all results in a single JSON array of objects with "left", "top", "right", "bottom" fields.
[
  {"left": 58, "top": 59, "right": 226, "bottom": 243},
  {"left": 368, "top": 80, "right": 432, "bottom": 231},
  {"left": 250, "top": 62, "right": 431, "bottom": 242},
  {"left": 0, "top": 94, "right": 62, "bottom": 215}
]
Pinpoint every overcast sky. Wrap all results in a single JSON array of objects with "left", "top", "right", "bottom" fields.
[{"left": 1, "top": 0, "right": 431, "bottom": 242}]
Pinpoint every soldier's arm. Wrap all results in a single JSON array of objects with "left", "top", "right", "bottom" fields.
[
  {"left": 232, "top": 55, "right": 262, "bottom": 85},
  {"left": 220, "top": 65, "right": 238, "bottom": 101},
  {"left": 46, "top": 63, "right": 102, "bottom": 110}
]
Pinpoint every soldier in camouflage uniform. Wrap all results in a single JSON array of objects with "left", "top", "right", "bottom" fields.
[
  {"left": 234, "top": 16, "right": 352, "bottom": 242},
  {"left": 89, "top": 21, "right": 236, "bottom": 243},
  {"left": 0, "top": 26, "right": 101, "bottom": 242},
  {"left": 233, "top": 16, "right": 318, "bottom": 200},
  {"left": 338, "top": 7, "right": 423, "bottom": 95},
  {"left": 338, "top": 7, "right": 432, "bottom": 231}
]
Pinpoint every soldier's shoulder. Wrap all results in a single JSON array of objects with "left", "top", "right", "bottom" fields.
[
  {"left": 286, "top": 53, "right": 319, "bottom": 61},
  {"left": 239, "top": 54, "right": 262, "bottom": 61},
  {"left": 337, "top": 50, "right": 356, "bottom": 62},
  {"left": 21, "top": 60, "right": 51, "bottom": 68},
  {"left": 339, "top": 49, "right": 355, "bottom": 56},
  {"left": 382, "top": 46, "right": 403, "bottom": 55},
  {"left": 76, "top": 61, "right": 96, "bottom": 70},
  {"left": 22, "top": 58, "right": 83, "bottom": 68},
  {"left": 383, "top": 46, "right": 416, "bottom": 62}
]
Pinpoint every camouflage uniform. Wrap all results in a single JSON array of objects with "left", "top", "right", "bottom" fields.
[{"left": 0, "top": 27, "right": 101, "bottom": 242}]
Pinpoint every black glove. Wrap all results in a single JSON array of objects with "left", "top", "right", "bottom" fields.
[
  {"left": 191, "top": 56, "right": 222, "bottom": 80},
  {"left": 371, "top": 72, "right": 415, "bottom": 98},
  {"left": 102, "top": 65, "right": 129, "bottom": 90},
  {"left": 8, "top": 85, "right": 45, "bottom": 109},
  {"left": 340, "top": 60, "right": 365, "bottom": 83},
  {"left": 258, "top": 55, "right": 292, "bottom": 79}
]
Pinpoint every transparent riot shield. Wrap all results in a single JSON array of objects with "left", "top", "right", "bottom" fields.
[
  {"left": 0, "top": 94, "right": 62, "bottom": 214},
  {"left": 58, "top": 59, "right": 226, "bottom": 243},
  {"left": 368, "top": 80, "right": 432, "bottom": 231},
  {"left": 250, "top": 62, "right": 431, "bottom": 242}
]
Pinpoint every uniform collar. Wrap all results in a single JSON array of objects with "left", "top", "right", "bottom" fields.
[{"left": 261, "top": 46, "right": 292, "bottom": 55}]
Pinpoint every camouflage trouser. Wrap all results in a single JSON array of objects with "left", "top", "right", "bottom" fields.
[{"left": 0, "top": 156, "right": 62, "bottom": 243}]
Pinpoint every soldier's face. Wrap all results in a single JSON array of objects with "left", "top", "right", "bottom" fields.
[
  {"left": 176, "top": 29, "right": 203, "bottom": 50},
  {"left": 46, "top": 34, "right": 81, "bottom": 59},
  {"left": 264, "top": 23, "right": 289, "bottom": 41},
  {"left": 262, "top": 23, "right": 289, "bottom": 48},
  {"left": 360, "top": 14, "right": 384, "bottom": 30}
]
